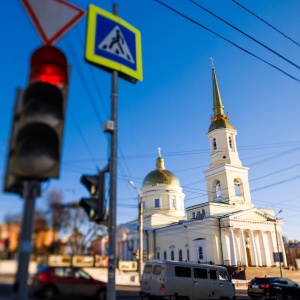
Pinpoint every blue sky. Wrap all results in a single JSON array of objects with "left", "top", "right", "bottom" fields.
[{"left": 1, "top": 0, "right": 300, "bottom": 241}]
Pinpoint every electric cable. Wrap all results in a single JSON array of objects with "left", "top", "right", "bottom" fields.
[
  {"left": 232, "top": 0, "right": 300, "bottom": 47},
  {"left": 190, "top": 0, "right": 300, "bottom": 70},
  {"left": 155, "top": 0, "right": 300, "bottom": 83}
]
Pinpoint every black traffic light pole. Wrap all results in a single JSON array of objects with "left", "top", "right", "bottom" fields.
[{"left": 14, "top": 181, "right": 40, "bottom": 300}]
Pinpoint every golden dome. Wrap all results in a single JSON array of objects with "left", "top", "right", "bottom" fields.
[
  {"left": 142, "top": 150, "right": 180, "bottom": 187},
  {"left": 208, "top": 116, "right": 234, "bottom": 133}
]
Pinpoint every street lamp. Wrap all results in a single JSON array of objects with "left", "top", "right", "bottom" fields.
[
  {"left": 129, "top": 180, "right": 143, "bottom": 281},
  {"left": 267, "top": 209, "right": 283, "bottom": 277}
]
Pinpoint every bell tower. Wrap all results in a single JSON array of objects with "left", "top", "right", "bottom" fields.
[{"left": 204, "top": 65, "right": 253, "bottom": 207}]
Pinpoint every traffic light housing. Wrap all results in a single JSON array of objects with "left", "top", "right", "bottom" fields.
[
  {"left": 79, "top": 171, "right": 107, "bottom": 223},
  {"left": 133, "top": 249, "right": 140, "bottom": 260},
  {"left": 4, "top": 45, "right": 69, "bottom": 193}
]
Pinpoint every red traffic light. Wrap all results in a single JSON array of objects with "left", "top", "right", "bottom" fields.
[
  {"left": 4, "top": 46, "right": 70, "bottom": 184},
  {"left": 29, "top": 46, "right": 68, "bottom": 88}
]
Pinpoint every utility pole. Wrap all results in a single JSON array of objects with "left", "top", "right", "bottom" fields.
[
  {"left": 274, "top": 209, "right": 283, "bottom": 277},
  {"left": 14, "top": 182, "right": 40, "bottom": 300},
  {"left": 267, "top": 209, "right": 283, "bottom": 277},
  {"left": 107, "top": 5, "right": 118, "bottom": 300},
  {"left": 129, "top": 181, "right": 143, "bottom": 281}
]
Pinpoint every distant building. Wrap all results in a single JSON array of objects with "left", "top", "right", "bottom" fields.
[
  {"left": 0, "top": 221, "right": 59, "bottom": 259},
  {"left": 285, "top": 240, "right": 300, "bottom": 267},
  {"left": 116, "top": 66, "right": 287, "bottom": 268}
]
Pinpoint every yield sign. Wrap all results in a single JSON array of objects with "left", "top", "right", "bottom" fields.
[{"left": 21, "top": 0, "right": 85, "bottom": 45}]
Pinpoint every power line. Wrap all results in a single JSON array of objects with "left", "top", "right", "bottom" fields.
[
  {"left": 190, "top": 0, "right": 300, "bottom": 70},
  {"left": 231, "top": 0, "right": 300, "bottom": 47},
  {"left": 155, "top": 0, "right": 300, "bottom": 83}
]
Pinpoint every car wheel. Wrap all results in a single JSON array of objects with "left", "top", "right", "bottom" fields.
[
  {"left": 275, "top": 293, "right": 285, "bottom": 300},
  {"left": 96, "top": 288, "right": 106, "bottom": 300},
  {"left": 41, "top": 286, "right": 58, "bottom": 299}
]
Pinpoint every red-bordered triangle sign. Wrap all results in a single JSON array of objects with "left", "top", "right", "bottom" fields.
[{"left": 21, "top": 0, "right": 85, "bottom": 45}]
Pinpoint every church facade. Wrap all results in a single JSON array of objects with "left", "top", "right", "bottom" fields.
[{"left": 116, "top": 66, "right": 287, "bottom": 268}]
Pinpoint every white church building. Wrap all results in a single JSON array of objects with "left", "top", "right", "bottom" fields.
[{"left": 116, "top": 66, "right": 287, "bottom": 269}]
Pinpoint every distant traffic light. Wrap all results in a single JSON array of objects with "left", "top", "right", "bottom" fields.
[
  {"left": 133, "top": 249, "right": 140, "bottom": 260},
  {"left": 4, "top": 45, "right": 69, "bottom": 193},
  {"left": 79, "top": 170, "right": 107, "bottom": 223}
]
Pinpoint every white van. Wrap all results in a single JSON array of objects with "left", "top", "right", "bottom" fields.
[{"left": 140, "top": 260, "right": 235, "bottom": 300}]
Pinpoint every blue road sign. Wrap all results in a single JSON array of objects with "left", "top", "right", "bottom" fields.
[{"left": 85, "top": 5, "right": 143, "bottom": 83}]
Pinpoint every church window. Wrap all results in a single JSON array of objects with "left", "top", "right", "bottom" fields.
[
  {"left": 216, "top": 180, "right": 222, "bottom": 198},
  {"left": 156, "top": 251, "right": 160, "bottom": 259},
  {"left": 213, "top": 138, "right": 217, "bottom": 150},
  {"left": 192, "top": 212, "right": 196, "bottom": 219},
  {"left": 187, "top": 249, "right": 190, "bottom": 261},
  {"left": 234, "top": 180, "right": 241, "bottom": 196},
  {"left": 163, "top": 251, "right": 167, "bottom": 260},
  {"left": 171, "top": 198, "right": 176, "bottom": 209},
  {"left": 202, "top": 209, "right": 205, "bottom": 215},
  {"left": 171, "top": 250, "right": 175, "bottom": 261},
  {"left": 154, "top": 198, "right": 160, "bottom": 208},
  {"left": 198, "top": 246, "right": 203, "bottom": 260},
  {"left": 178, "top": 249, "right": 183, "bottom": 261},
  {"left": 229, "top": 136, "right": 232, "bottom": 148}
]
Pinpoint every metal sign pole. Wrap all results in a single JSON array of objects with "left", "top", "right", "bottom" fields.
[
  {"left": 14, "top": 181, "right": 40, "bottom": 300},
  {"left": 107, "top": 5, "right": 118, "bottom": 299}
]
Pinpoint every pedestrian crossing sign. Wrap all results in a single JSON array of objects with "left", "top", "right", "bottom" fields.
[{"left": 85, "top": 4, "right": 143, "bottom": 83}]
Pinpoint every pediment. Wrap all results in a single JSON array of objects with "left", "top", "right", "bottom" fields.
[{"left": 228, "top": 208, "right": 273, "bottom": 222}]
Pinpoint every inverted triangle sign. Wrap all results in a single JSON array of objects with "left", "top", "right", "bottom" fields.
[{"left": 21, "top": 0, "right": 85, "bottom": 45}]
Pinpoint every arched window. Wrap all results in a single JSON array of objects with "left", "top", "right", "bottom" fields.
[
  {"left": 216, "top": 180, "right": 222, "bottom": 198},
  {"left": 228, "top": 136, "right": 232, "bottom": 148},
  {"left": 163, "top": 251, "right": 167, "bottom": 260},
  {"left": 234, "top": 179, "right": 241, "bottom": 196},
  {"left": 171, "top": 250, "right": 175, "bottom": 261},
  {"left": 178, "top": 249, "right": 183, "bottom": 261},
  {"left": 213, "top": 138, "right": 217, "bottom": 150},
  {"left": 156, "top": 251, "right": 160, "bottom": 259}
]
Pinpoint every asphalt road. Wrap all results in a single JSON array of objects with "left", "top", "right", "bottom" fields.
[
  {"left": 0, "top": 284, "right": 249, "bottom": 299},
  {"left": 0, "top": 276, "right": 249, "bottom": 299}
]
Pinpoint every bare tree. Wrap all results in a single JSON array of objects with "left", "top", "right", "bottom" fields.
[{"left": 45, "top": 190, "right": 71, "bottom": 253}]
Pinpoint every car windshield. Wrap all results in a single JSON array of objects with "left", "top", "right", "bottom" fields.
[{"left": 75, "top": 269, "right": 91, "bottom": 280}]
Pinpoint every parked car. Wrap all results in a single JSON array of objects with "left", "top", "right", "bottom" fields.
[
  {"left": 247, "top": 276, "right": 300, "bottom": 299},
  {"left": 31, "top": 266, "right": 107, "bottom": 299}
]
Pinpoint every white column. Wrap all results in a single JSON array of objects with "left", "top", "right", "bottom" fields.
[
  {"left": 229, "top": 228, "right": 237, "bottom": 266},
  {"left": 249, "top": 230, "right": 258, "bottom": 266},
  {"left": 239, "top": 229, "right": 248, "bottom": 266},
  {"left": 259, "top": 231, "right": 268, "bottom": 266},
  {"left": 279, "top": 232, "right": 287, "bottom": 266}
]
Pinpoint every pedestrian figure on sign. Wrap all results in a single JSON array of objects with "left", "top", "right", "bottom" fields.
[{"left": 109, "top": 29, "right": 124, "bottom": 55}]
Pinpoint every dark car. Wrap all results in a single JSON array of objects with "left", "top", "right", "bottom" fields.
[
  {"left": 247, "top": 276, "right": 300, "bottom": 299},
  {"left": 31, "top": 266, "right": 107, "bottom": 299}
]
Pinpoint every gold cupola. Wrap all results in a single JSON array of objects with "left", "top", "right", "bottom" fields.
[{"left": 142, "top": 148, "right": 180, "bottom": 187}]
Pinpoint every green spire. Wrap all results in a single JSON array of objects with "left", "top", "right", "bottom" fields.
[
  {"left": 212, "top": 66, "right": 224, "bottom": 117},
  {"left": 208, "top": 64, "right": 234, "bottom": 133}
]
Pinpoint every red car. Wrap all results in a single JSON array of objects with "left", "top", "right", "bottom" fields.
[{"left": 31, "top": 266, "right": 107, "bottom": 299}]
